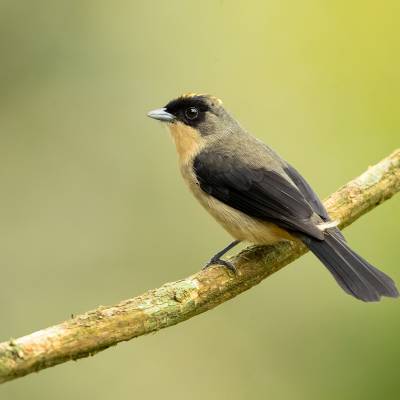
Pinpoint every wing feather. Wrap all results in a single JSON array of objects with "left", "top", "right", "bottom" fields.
[
  {"left": 193, "top": 150, "right": 324, "bottom": 240},
  {"left": 284, "top": 163, "right": 346, "bottom": 241}
]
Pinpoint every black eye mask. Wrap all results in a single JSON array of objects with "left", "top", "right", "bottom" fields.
[{"left": 165, "top": 96, "right": 210, "bottom": 127}]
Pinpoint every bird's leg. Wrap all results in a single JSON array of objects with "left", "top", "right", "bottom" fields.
[{"left": 203, "top": 240, "right": 241, "bottom": 273}]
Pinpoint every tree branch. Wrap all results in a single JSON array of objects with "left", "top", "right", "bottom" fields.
[{"left": 1, "top": 149, "right": 399, "bottom": 384}]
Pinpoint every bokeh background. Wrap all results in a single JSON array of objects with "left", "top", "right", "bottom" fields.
[{"left": 1, "top": 1, "right": 399, "bottom": 399}]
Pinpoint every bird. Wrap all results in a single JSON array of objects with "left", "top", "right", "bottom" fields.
[{"left": 147, "top": 93, "right": 399, "bottom": 302}]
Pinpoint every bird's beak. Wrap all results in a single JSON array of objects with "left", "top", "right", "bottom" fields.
[{"left": 147, "top": 108, "right": 176, "bottom": 122}]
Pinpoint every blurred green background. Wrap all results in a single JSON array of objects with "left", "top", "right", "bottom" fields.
[{"left": 1, "top": 1, "right": 399, "bottom": 399}]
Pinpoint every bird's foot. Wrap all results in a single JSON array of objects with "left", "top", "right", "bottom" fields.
[
  {"left": 202, "top": 240, "right": 241, "bottom": 273},
  {"left": 203, "top": 257, "right": 237, "bottom": 273}
]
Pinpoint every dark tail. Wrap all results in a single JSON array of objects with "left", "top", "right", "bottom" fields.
[{"left": 302, "top": 229, "right": 399, "bottom": 302}]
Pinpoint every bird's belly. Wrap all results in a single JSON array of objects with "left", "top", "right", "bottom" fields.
[
  {"left": 181, "top": 167, "right": 292, "bottom": 244},
  {"left": 200, "top": 194, "right": 293, "bottom": 244}
]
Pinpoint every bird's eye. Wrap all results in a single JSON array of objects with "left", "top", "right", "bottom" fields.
[{"left": 185, "top": 107, "right": 199, "bottom": 120}]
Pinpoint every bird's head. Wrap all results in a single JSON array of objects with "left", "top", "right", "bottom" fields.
[
  {"left": 147, "top": 93, "right": 240, "bottom": 162},
  {"left": 148, "top": 93, "right": 237, "bottom": 137}
]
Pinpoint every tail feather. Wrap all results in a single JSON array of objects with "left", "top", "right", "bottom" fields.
[{"left": 302, "top": 229, "right": 399, "bottom": 302}]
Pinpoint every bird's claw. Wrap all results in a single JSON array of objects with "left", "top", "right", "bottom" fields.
[{"left": 203, "top": 258, "right": 237, "bottom": 273}]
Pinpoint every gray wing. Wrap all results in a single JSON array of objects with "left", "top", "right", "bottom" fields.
[
  {"left": 284, "top": 163, "right": 346, "bottom": 241},
  {"left": 283, "top": 163, "right": 329, "bottom": 220},
  {"left": 193, "top": 150, "right": 325, "bottom": 240}
]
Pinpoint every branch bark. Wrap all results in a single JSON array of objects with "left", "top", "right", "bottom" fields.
[{"left": 1, "top": 149, "right": 399, "bottom": 384}]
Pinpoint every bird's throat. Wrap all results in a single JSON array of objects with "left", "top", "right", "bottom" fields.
[{"left": 168, "top": 122, "right": 205, "bottom": 165}]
